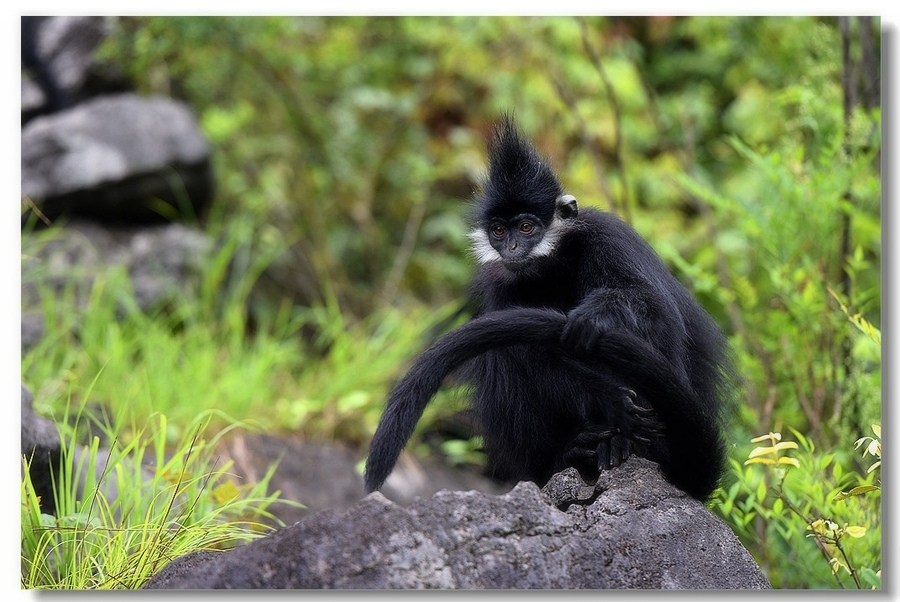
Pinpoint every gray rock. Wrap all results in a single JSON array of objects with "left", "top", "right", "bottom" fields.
[
  {"left": 22, "top": 93, "right": 213, "bottom": 223},
  {"left": 144, "top": 457, "right": 770, "bottom": 590},
  {"left": 21, "top": 220, "right": 213, "bottom": 351},
  {"left": 21, "top": 16, "right": 121, "bottom": 119},
  {"left": 220, "top": 434, "right": 511, "bottom": 527},
  {"left": 21, "top": 384, "right": 61, "bottom": 515}
]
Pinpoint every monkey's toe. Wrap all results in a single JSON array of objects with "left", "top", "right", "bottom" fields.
[{"left": 596, "top": 434, "right": 631, "bottom": 470}]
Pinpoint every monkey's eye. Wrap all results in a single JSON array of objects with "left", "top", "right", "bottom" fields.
[
  {"left": 519, "top": 221, "right": 535, "bottom": 234},
  {"left": 490, "top": 225, "right": 506, "bottom": 238}
]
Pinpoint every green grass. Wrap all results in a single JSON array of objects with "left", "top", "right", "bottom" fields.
[
  {"left": 21, "top": 401, "right": 292, "bottom": 589},
  {"left": 21, "top": 220, "right": 465, "bottom": 442},
  {"left": 21, "top": 218, "right": 471, "bottom": 589}
]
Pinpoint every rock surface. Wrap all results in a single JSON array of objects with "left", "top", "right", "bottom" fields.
[
  {"left": 21, "top": 384, "right": 62, "bottom": 515},
  {"left": 21, "top": 16, "right": 127, "bottom": 121},
  {"left": 22, "top": 92, "right": 213, "bottom": 224},
  {"left": 145, "top": 458, "right": 771, "bottom": 590},
  {"left": 21, "top": 219, "right": 213, "bottom": 352},
  {"left": 220, "top": 433, "right": 511, "bottom": 527}
]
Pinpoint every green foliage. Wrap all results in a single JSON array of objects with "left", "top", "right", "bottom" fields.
[
  {"left": 713, "top": 426, "right": 881, "bottom": 588},
  {"left": 676, "top": 108, "right": 880, "bottom": 447},
  {"left": 273, "top": 296, "right": 466, "bottom": 442},
  {"left": 21, "top": 404, "right": 292, "bottom": 589},
  {"left": 22, "top": 224, "right": 304, "bottom": 436}
]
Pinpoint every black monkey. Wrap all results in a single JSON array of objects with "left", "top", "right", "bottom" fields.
[{"left": 365, "top": 117, "right": 734, "bottom": 501}]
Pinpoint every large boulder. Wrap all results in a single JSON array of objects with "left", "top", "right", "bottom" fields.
[
  {"left": 145, "top": 458, "right": 771, "bottom": 589},
  {"left": 21, "top": 93, "right": 214, "bottom": 224}
]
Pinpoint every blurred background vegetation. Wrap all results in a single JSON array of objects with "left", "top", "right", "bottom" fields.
[{"left": 22, "top": 16, "right": 880, "bottom": 588}]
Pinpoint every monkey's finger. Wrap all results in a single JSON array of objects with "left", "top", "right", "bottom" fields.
[
  {"left": 642, "top": 419, "right": 666, "bottom": 435},
  {"left": 633, "top": 418, "right": 665, "bottom": 436},
  {"left": 622, "top": 393, "right": 656, "bottom": 417},
  {"left": 632, "top": 403, "right": 657, "bottom": 416},
  {"left": 632, "top": 434, "right": 652, "bottom": 445},
  {"left": 563, "top": 446, "right": 596, "bottom": 462}
]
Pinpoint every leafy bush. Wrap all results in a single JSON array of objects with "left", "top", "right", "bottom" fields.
[{"left": 714, "top": 425, "right": 881, "bottom": 588}]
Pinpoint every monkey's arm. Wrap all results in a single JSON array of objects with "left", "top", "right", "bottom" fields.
[
  {"left": 562, "top": 288, "right": 726, "bottom": 498},
  {"left": 561, "top": 283, "right": 686, "bottom": 363}
]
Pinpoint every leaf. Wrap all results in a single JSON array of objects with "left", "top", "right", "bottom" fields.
[
  {"left": 747, "top": 446, "right": 775, "bottom": 459},
  {"left": 772, "top": 497, "right": 783, "bottom": 515},
  {"left": 860, "top": 567, "right": 881, "bottom": 588},
  {"left": 849, "top": 485, "right": 879, "bottom": 496},
  {"left": 210, "top": 480, "right": 241, "bottom": 505},
  {"left": 844, "top": 526, "right": 866, "bottom": 538},
  {"left": 750, "top": 432, "right": 782, "bottom": 444},
  {"left": 773, "top": 441, "right": 799, "bottom": 451},
  {"left": 829, "top": 557, "right": 848, "bottom": 575},
  {"left": 866, "top": 440, "right": 880, "bottom": 458},
  {"left": 746, "top": 440, "right": 797, "bottom": 458}
]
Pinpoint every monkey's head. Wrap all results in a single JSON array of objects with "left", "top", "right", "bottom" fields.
[{"left": 470, "top": 116, "right": 578, "bottom": 271}]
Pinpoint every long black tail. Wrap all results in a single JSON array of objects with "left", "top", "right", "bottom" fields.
[{"left": 363, "top": 307, "right": 725, "bottom": 499}]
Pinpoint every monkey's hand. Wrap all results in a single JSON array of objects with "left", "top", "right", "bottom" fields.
[
  {"left": 560, "top": 308, "right": 603, "bottom": 354},
  {"left": 561, "top": 302, "right": 639, "bottom": 354}
]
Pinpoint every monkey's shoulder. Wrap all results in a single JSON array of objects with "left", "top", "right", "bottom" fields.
[
  {"left": 565, "top": 208, "right": 659, "bottom": 261},
  {"left": 571, "top": 207, "right": 640, "bottom": 239}
]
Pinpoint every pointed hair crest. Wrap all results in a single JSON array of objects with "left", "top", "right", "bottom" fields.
[{"left": 476, "top": 116, "right": 564, "bottom": 225}]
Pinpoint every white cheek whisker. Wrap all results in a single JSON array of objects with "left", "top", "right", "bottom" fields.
[
  {"left": 468, "top": 229, "right": 502, "bottom": 264},
  {"left": 530, "top": 220, "right": 563, "bottom": 258}
]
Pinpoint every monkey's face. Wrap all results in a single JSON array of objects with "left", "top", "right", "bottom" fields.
[
  {"left": 469, "top": 194, "right": 578, "bottom": 272},
  {"left": 486, "top": 213, "right": 546, "bottom": 270}
]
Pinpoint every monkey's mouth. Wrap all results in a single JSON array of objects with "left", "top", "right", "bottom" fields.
[{"left": 502, "top": 258, "right": 533, "bottom": 273}]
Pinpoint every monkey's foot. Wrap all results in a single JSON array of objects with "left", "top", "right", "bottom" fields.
[
  {"left": 562, "top": 426, "right": 631, "bottom": 472},
  {"left": 561, "top": 390, "right": 664, "bottom": 475}
]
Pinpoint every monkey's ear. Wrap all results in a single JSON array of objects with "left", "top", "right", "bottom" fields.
[{"left": 556, "top": 194, "right": 578, "bottom": 220}]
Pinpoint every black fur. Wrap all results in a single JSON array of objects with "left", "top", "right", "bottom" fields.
[{"left": 364, "top": 117, "right": 734, "bottom": 501}]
